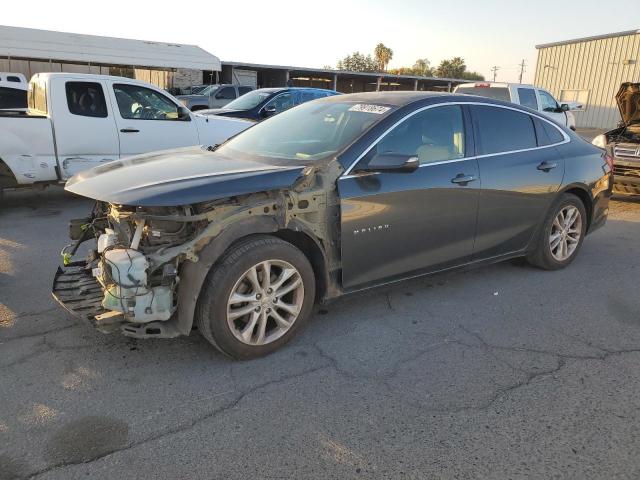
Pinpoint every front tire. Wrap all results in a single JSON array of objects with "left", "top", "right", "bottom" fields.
[
  {"left": 195, "top": 235, "right": 316, "bottom": 359},
  {"left": 527, "top": 193, "right": 587, "bottom": 270}
]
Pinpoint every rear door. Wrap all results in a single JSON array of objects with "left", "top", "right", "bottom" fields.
[
  {"left": 108, "top": 82, "right": 199, "bottom": 157},
  {"left": 49, "top": 77, "right": 119, "bottom": 179},
  {"left": 469, "top": 104, "right": 566, "bottom": 259},
  {"left": 339, "top": 104, "right": 480, "bottom": 289}
]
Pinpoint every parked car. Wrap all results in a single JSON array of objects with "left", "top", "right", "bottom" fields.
[
  {"left": 53, "top": 92, "right": 612, "bottom": 359},
  {"left": 592, "top": 82, "right": 640, "bottom": 195},
  {"left": 0, "top": 72, "right": 27, "bottom": 110},
  {"left": 177, "top": 84, "right": 253, "bottom": 111},
  {"left": 454, "top": 82, "right": 580, "bottom": 130},
  {"left": 0, "top": 73, "right": 253, "bottom": 192},
  {"left": 197, "top": 87, "right": 340, "bottom": 121}
]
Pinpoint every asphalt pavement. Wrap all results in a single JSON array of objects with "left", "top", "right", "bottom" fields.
[{"left": 1, "top": 187, "right": 640, "bottom": 480}]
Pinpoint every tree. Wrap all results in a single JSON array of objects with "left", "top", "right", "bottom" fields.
[
  {"left": 336, "top": 52, "right": 379, "bottom": 73},
  {"left": 412, "top": 58, "right": 433, "bottom": 77},
  {"left": 374, "top": 43, "right": 394, "bottom": 71},
  {"left": 461, "top": 70, "right": 485, "bottom": 81},
  {"left": 436, "top": 57, "right": 466, "bottom": 78}
]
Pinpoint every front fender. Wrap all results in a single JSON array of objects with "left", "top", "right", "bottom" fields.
[{"left": 175, "top": 216, "right": 279, "bottom": 335}]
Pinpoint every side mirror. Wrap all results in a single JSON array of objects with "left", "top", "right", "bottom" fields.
[
  {"left": 177, "top": 106, "right": 191, "bottom": 120},
  {"left": 560, "top": 103, "right": 570, "bottom": 112},
  {"left": 262, "top": 105, "right": 277, "bottom": 117},
  {"left": 358, "top": 153, "right": 419, "bottom": 173}
]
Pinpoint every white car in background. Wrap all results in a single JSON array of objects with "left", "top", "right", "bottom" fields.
[
  {"left": 0, "top": 73, "right": 252, "bottom": 192},
  {"left": 0, "top": 72, "right": 28, "bottom": 110},
  {"left": 454, "top": 82, "right": 581, "bottom": 130}
]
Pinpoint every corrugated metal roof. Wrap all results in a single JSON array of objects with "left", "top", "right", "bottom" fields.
[
  {"left": 0, "top": 25, "right": 220, "bottom": 71},
  {"left": 536, "top": 29, "right": 640, "bottom": 49},
  {"left": 223, "top": 60, "right": 468, "bottom": 83}
]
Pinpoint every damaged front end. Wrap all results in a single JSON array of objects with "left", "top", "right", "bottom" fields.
[
  {"left": 53, "top": 167, "right": 342, "bottom": 339},
  {"left": 53, "top": 202, "right": 201, "bottom": 337}
]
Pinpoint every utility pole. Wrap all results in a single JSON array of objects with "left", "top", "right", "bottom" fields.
[
  {"left": 518, "top": 59, "right": 526, "bottom": 84},
  {"left": 491, "top": 66, "right": 500, "bottom": 82}
]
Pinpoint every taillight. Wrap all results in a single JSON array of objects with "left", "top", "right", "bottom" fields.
[
  {"left": 475, "top": 83, "right": 490, "bottom": 88},
  {"left": 603, "top": 152, "right": 614, "bottom": 171}
]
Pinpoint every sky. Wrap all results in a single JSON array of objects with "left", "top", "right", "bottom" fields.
[{"left": 2, "top": 0, "right": 638, "bottom": 83}]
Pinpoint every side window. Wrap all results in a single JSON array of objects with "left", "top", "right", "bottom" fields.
[
  {"left": 534, "top": 117, "right": 564, "bottom": 146},
  {"left": 517, "top": 88, "right": 538, "bottom": 110},
  {"left": 217, "top": 87, "right": 237, "bottom": 100},
  {"left": 65, "top": 82, "right": 108, "bottom": 118},
  {"left": 374, "top": 105, "right": 465, "bottom": 165},
  {"left": 266, "top": 92, "right": 295, "bottom": 114},
  {"left": 238, "top": 86, "right": 252, "bottom": 96},
  {"left": 298, "top": 91, "right": 317, "bottom": 104},
  {"left": 0, "top": 87, "right": 27, "bottom": 109},
  {"left": 113, "top": 83, "right": 183, "bottom": 121},
  {"left": 539, "top": 91, "right": 559, "bottom": 112},
  {"left": 7, "top": 76, "right": 22, "bottom": 83},
  {"left": 472, "top": 105, "right": 536, "bottom": 155}
]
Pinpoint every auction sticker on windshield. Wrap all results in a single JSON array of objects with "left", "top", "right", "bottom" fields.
[{"left": 348, "top": 104, "right": 391, "bottom": 114}]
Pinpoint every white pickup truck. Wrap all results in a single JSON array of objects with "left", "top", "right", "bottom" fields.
[
  {"left": 0, "top": 73, "right": 253, "bottom": 191},
  {"left": 453, "top": 82, "right": 581, "bottom": 130}
]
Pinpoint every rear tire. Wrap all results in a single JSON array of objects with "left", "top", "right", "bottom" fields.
[
  {"left": 195, "top": 235, "right": 316, "bottom": 360},
  {"left": 527, "top": 193, "right": 587, "bottom": 270}
]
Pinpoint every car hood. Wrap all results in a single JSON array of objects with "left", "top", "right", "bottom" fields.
[
  {"left": 616, "top": 82, "right": 640, "bottom": 125},
  {"left": 65, "top": 146, "right": 307, "bottom": 207}
]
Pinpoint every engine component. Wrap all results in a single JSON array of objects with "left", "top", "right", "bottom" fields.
[
  {"left": 97, "top": 229, "right": 119, "bottom": 253},
  {"left": 99, "top": 248, "right": 175, "bottom": 323}
]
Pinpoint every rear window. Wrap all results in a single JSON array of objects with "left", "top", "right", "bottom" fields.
[
  {"left": 65, "top": 82, "right": 108, "bottom": 118},
  {"left": 517, "top": 88, "right": 538, "bottom": 110},
  {"left": 471, "top": 105, "right": 537, "bottom": 155},
  {"left": 0, "top": 87, "right": 27, "bottom": 109},
  {"left": 456, "top": 86, "right": 511, "bottom": 102},
  {"left": 238, "top": 86, "right": 252, "bottom": 96},
  {"left": 533, "top": 117, "right": 564, "bottom": 146}
]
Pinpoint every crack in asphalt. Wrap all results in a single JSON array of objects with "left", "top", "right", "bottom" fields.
[{"left": 26, "top": 364, "right": 332, "bottom": 479}]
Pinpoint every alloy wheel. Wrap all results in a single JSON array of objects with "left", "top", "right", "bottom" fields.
[
  {"left": 226, "top": 260, "right": 304, "bottom": 346},
  {"left": 549, "top": 205, "right": 582, "bottom": 261}
]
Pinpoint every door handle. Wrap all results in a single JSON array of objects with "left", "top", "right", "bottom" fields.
[
  {"left": 120, "top": 128, "right": 140, "bottom": 133},
  {"left": 451, "top": 173, "right": 477, "bottom": 186},
  {"left": 537, "top": 161, "right": 558, "bottom": 172}
]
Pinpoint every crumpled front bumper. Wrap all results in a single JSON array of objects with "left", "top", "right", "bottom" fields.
[
  {"left": 52, "top": 260, "right": 182, "bottom": 338},
  {"left": 51, "top": 261, "right": 122, "bottom": 333}
]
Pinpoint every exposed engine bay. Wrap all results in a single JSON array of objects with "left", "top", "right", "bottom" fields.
[{"left": 53, "top": 162, "right": 343, "bottom": 339}]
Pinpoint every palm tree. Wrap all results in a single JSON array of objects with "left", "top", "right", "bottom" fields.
[{"left": 374, "top": 43, "right": 393, "bottom": 72}]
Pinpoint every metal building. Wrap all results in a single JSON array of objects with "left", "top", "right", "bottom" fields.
[
  {"left": 535, "top": 29, "right": 640, "bottom": 129},
  {"left": 0, "top": 25, "right": 220, "bottom": 92}
]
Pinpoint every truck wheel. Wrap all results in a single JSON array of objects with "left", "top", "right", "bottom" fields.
[
  {"left": 195, "top": 235, "right": 316, "bottom": 360},
  {"left": 527, "top": 193, "right": 587, "bottom": 270}
]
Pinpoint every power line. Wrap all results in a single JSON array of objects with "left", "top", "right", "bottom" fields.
[
  {"left": 490, "top": 66, "right": 500, "bottom": 82},
  {"left": 518, "top": 59, "right": 526, "bottom": 84}
]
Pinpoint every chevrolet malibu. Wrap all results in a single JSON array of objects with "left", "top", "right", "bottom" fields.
[{"left": 53, "top": 92, "right": 613, "bottom": 359}]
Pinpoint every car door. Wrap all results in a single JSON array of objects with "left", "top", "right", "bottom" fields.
[
  {"left": 108, "top": 82, "right": 199, "bottom": 157},
  {"left": 338, "top": 104, "right": 480, "bottom": 289},
  {"left": 516, "top": 87, "right": 539, "bottom": 111},
  {"left": 49, "top": 78, "right": 120, "bottom": 179},
  {"left": 210, "top": 86, "right": 237, "bottom": 108},
  {"left": 469, "top": 104, "right": 566, "bottom": 260},
  {"left": 537, "top": 89, "right": 567, "bottom": 126}
]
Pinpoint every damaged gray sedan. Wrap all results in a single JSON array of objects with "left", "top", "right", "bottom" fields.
[{"left": 54, "top": 92, "right": 612, "bottom": 359}]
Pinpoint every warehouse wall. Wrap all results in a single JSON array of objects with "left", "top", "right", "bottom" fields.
[{"left": 535, "top": 32, "right": 640, "bottom": 129}]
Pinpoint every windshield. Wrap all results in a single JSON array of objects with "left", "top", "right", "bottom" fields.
[
  {"left": 224, "top": 90, "right": 273, "bottom": 110},
  {"left": 456, "top": 86, "right": 511, "bottom": 102},
  {"left": 217, "top": 100, "right": 395, "bottom": 162},
  {"left": 199, "top": 85, "right": 220, "bottom": 96}
]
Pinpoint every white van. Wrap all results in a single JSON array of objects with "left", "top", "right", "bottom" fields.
[{"left": 454, "top": 82, "right": 581, "bottom": 130}]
